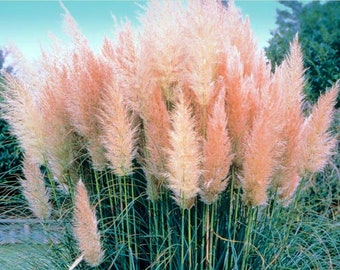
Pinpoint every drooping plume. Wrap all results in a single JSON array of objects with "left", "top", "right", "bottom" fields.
[
  {"left": 21, "top": 156, "right": 51, "bottom": 220},
  {"left": 1, "top": 75, "right": 46, "bottom": 165},
  {"left": 299, "top": 83, "right": 339, "bottom": 174}
]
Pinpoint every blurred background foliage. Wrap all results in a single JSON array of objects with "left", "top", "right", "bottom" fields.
[{"left": 265, "top": 0, "right": 340, "bottom": 107}]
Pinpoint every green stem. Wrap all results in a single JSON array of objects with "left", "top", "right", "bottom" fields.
[
  {"left": 205, "top": 204, "right": 211, "bottom": 270},
  {"left": 106, "top": 172, "right": 120, "bottom": 245},
  {"left": 188, "top": 207, "right": 192, "bottom": 268},
  {"left": 240, "top": 207, "right": 255, "bottom": 270},
  {"left": 210, "top": 203, "right": 216, "bottom": 268},
  {"left": 201, "top": 204, "right": 206, "bottom": 270},
  {"left": 153, "top": 199, "right": 160, "bottom": 266},
  {"left": 148, "top": 199, "right": 154, "bottom": 266},
  {"left": 94, "top": 170, "right": 104, "bottom": 225},
  {"left": 122, "top": 175, "right": 133, "bottom": 268},
  {"left": 194, "top": 204, "right": 198, "bottom": 270},
  {"left": 131, "top": 176, "right": 138, "bottom": 261},
  {"left": 166, "top": 192, "right": 173, "bottom": 270}
]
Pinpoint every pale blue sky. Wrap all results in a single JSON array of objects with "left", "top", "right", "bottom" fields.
[{"left": 0, "top": 1, "right": 293, "bottom": 61}]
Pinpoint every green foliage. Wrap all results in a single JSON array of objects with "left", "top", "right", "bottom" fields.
[
  {"left": 0, "top": 49, "right": 24, "bottom": 217},
  {"left": 265, "top": 0, "right": 340, "bottom": 106},
  {"left": 1, "top": 163, "right": 340, "bottom": 269}
]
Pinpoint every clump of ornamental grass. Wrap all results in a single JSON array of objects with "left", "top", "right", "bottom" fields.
[{"left": 1, "top": 0, "right": 339, "bottom": 269}]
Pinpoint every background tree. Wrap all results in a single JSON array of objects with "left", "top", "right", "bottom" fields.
[{"left": 265, "top": 0, "right": 340, "bottom": 106}]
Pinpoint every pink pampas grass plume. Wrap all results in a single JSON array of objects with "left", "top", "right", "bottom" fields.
[
  {"left": 62, "top": 12, "right": 113, "bottom": 170},
  {"left": 143, "top": 85, "right": 171, "bottom": 200},
  {"left": 73, "top": 179, "right": 104, "bottom": 267},
  {"left": 165, "top": 92, "right": 202, "bottom": 209},
  {"left": 242, "top": 100, "right": 282, "bottom": 206},
  {"left": 98, "top": 80, "right": 138, "bottom": 177},
  {"left": 200, "top": 87, "right": 233, "bottom": 204},
  {"left": 270, "top": 37, "right": 306, "bottom": 202},
  {"left": 299, "top": 83, "right": 339, "bottom": 174}
]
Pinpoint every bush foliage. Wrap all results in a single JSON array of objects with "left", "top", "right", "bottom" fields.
[{"left": 265, "top": 0, "right": 340, "bottom": 106}]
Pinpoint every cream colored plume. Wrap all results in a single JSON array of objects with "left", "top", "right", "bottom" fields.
[
  {"left": 99, "top": 80, "right": 138, "bottom": 177},
  {"left": 1, "top": 75, "right": 45, "bottom": 165},
  {"left": 21, "top": 156, "right": 51, "bottom": 220},
  {"left": 165, "top": 92, "right": 202, "bottom": 209}
]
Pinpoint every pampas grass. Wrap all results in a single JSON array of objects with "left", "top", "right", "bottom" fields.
[{"left": 1, "top": 1, "right": 339, "bottom": 269}]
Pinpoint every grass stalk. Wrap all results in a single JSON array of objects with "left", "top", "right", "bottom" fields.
[
  {"left": 122, "top": 175, "right": 134, "bottom": 268},
  {"left": 94, "top": 170, "right": 104, "bottom": 224},
  {"left": 181, "top": 206, "right": 185, "bottom": 269},
  {"left": 240, "top": 206, "right": 256, "bottom": 270},
  {"left": 131, "top": 176, "right": 139, "bottom": 260},
  {"left": 188, "top": 207, "right": 192, "bottom": 268},
  {"left": 205, "top": 204, "right": 211, "bottom": 270}
]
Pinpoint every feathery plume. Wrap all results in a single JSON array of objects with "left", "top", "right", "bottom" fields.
[
  {"left": 63, "top": 12, "right": 113, "bottom": 170},
  {"left": 184, "top": 0, "right": 227, "bottom": 108},
  {"left": 242, "top": 99, "right": 282, "bottom": 206},
  {"left": 224, "top": 55, "right": 259, "bottom": 167},
  {"left": 1, "top": 75, "right": 46, "bottom": 165},
  {"left": 224, "top": 1, "right": 262, "bottom": 80},
  {"left": 270, "top": 37, "right": 306, "bottom": 202},
  {"left": 98, "top": 80, "right": 138, "bottom": 177},
  {"left": 140, "top": 0, "right": 185, "bottom": 105},
  {"left": 143, "top": 85, "right": 171, "bottom": 199},
  {"left": 73, "top": 179, "right": 104, "bottom": 267},
  {"left": 200, "top": 87, "right": 233, "bottom": 204},
  {"left": 21, "top": 156, "right": 51, "bottom": 220},
  {"left": 165, "top": 92, "right": 202, "bottom": 209},
  {"left": 38, "top": 54, "right": 80, "bottom": 183},
  {"left": 102, "top": 23, "right": 136, "bottom": 94},
  {"left": 299, "top": 83, "right": 339, "bottom": 174}
]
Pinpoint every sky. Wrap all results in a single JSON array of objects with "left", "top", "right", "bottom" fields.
[{"left": 0, "top": 1, "right": 285, "bottom": 61}]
